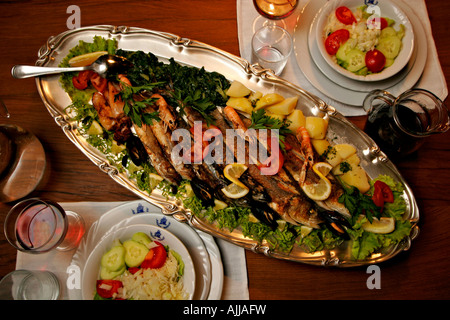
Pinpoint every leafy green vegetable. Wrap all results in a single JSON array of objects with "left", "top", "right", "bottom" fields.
[
  {"left": 347, "top": 175, "right": 411, "bottom": 260},
  {"left": 59, "top": 36, "right": 118, "bottom": 101},
  {"left": 338, "top": 180, "right": 381, "bottom": 223},
  {"left": 249, "top": 108, "right": 292, "bottom": 150}
]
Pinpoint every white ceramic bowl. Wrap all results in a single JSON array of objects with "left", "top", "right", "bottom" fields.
[
  {"left": 81, "top": 224, "right": 196, "bottom": 300},
  {"left": 313, "top": 0, "right": 414, "bottom": 82}
]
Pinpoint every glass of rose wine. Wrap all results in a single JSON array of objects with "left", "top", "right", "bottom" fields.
[
  {"left": 4, "top": 198, "right": 85, "bottom": 253},
  {"left": 252, "top": 0, "right": 299, "bottom": 31}
]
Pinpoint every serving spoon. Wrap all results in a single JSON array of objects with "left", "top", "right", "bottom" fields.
[{"left": 11, "top": 54, "right": 133, "bottom": 79}]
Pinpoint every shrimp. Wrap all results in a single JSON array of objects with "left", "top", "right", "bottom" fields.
[
  {"left": 296, "top": 127, "right": 315, "bottom": 185},
  {"left": 151, "top": 94, "right": 177, "bottom": 131}
]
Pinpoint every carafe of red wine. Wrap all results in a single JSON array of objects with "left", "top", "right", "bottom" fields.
[{"left": 363, "top": 89, "right": 449, "bottom": 159}]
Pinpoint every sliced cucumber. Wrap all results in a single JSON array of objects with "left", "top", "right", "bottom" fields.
[
  {"left": 101, "top": 245, "right": 126, "bottom": 272},
  {"left": 100, "top": 265, "right": 126, "bottom": 280},
  {"left": 336, "top": 41, "right": 353, "bottom": 62},
  {"left": 345, "top": 49, "right": 366, "bottom": 72},
  {"left": 380, "top": 27, "right": 397, "bottom": 38},
  {"left": 170, "top": 250, "right": 185, "bottom": 276},
  {"left": 131, "top": 232, "right": 152, "bottom": 248},
  {"left": 377, "top": 36, "right": 402, "bottom": 59},
  {"left": 123, "top": 240, "right": 149, "bottom": 268},
  {"left": 385, "top": 58, "right": 395, "bottom": 68}
]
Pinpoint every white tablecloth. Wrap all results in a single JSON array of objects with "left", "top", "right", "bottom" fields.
[
  {"left": 237, "top": 0, "right": 448, "bottom": 116},
  {"left": 16, "top": 201, "right": 249, "bottom": 300}
]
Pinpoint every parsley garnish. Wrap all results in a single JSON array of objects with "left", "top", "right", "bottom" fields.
[
  {"left": 249, "top": 108, "right": 292, "bottom": 149},
  {"left": 338, "top": 181, "right": 381, "bottom": 224},
  {"left": 120, "top": 83, "right": 162, "bottom": 127}
]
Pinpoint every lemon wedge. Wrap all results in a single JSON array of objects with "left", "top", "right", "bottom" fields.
[
  {"left": 149, "top": 173, "right": 164, "bottom": 190},
  {"left": 224, "top": 163, "right": 248, "bottom": 189},
  {"left": 313, "top": 162, "right": 333, "bottom": 178},
  {"left": 221, "top": 183, "right": 249, "bottom": 199},
  {"left": 68, "top": 51, "right": 108, "bottom": 67},
  {"left": 301, "top": 162, "right": 332, "bottom": 201},
  {"left": 362, "top": 217, "right": 395, "bottom": 234},
  {"left": 213, "top": 199, "right": 228, "bottom": 211}
]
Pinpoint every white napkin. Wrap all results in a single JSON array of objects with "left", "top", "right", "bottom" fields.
[
  {"left": 237, "top": 0, "right": 448, "bottom": 116},
  {"left": 15, "top": 201, "right": 249, "bottom": 300}
]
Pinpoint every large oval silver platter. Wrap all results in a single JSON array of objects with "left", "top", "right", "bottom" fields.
[{"left": 35, "top": 25, "right": 419, "bottom": 267}]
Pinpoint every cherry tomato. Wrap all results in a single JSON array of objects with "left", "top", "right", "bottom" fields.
[
  {"left": 374, "top": 180, "right": 394, "bottom": 203},
  {"left": 72, "top": 70, "right": 93, "bottom": 90},
  {"left": 96, "top": 279, "right": 123, "bottom": 299},
  {"left": 128, "top": 267, "right": 140, "bottom": 274},
  {"left": 335, "top": 6, "right": 357, "bottom": 25},
  {"left": 365, "top": 49, "right": 386, "bottom": 73},
  {"left": 258, "top": 136, "right": 285, "bottom": 175},
  {"left": 372, "top": 186, "right": 385, "bottom": 208},
  {"left": 141, "top": 241, "right": 167, "bottom": 269},
  {"left": 90, "top": 72, "right": 108, "bottom": 92},
  {"left": 367, "top": 17, "right": 388, "bottom": 30},
  {"left": 325, "top": 29, "right": 350, "bottom": 55}
]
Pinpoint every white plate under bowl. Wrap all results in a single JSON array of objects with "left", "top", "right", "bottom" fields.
[
  {"left": 82, "top": 224, "right": 196, "bottom": 300},
  {"left": 293, "top": 0, "right": 428, "bottom": 106},
  {"left": 69, "top": 200, "right": 223, "bottom": 300},
  {"left": 313, "top": 0, "right": 414, "bottom": 82}
]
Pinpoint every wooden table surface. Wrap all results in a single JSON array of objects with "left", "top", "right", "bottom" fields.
[{"left": 0, "top": 0, "right": 449, "bottom": 300}]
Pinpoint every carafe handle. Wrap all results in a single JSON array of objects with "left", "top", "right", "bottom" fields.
[{"left": 363, "top": 90, "right": 396, "bottom": 114}]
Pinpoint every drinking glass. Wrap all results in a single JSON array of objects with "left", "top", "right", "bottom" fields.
[
  {"left": 4, "top": 198, "right": 85, "bottom": 253},
  {"left": 0, "top": 270, "right": 60, "bottom": 300},
  {"left": 251, "top": 25, "right": 293, "bottom": 75},
  {"left": 252, "top": 0, "right": 299, "bottom": 30},
  {"left": 363, "top": 89, "right": 450, "bottom": 159}
]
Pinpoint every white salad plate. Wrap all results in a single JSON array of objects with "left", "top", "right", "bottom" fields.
[
  {"left": 293, "top": 0, "right": 428, "bottom": 106},
  {"left": 313, "top": 0, "right": 414, "bottom": 82},
  {"left": 82, "top": 224, "right": 196, "bottom": 300},
  {"left": 70, "top": 200, "right": 223, "bottom": 300}
]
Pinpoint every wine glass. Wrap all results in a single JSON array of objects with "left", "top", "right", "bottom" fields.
[
  {"left": 4, "top": 198, "right": 85, "bottom": 253},
  {"left": 252, "top": 0, "right": 299, "bottom": 31}
]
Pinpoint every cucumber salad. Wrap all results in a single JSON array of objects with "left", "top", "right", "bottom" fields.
[
  {"left": 95, "top": 232, "right": 187, "bottom": 300},
  {"left": 324, "top": 5, "right": 405, "bottom": 75}
]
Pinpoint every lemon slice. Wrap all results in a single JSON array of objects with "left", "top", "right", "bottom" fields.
[
  {"left": 300, "top": 226, "right": 313, "bottom": 238},
  {"left": 213, "top": 199, "right": 228, "bottom": 211},
  {"left": 149, "top": 173, "right": 164, "bottom": 190},
  {"left": 224, "top": 163, "right": 248, "bottom": 188},
  {"left": 68, "top": 51, "right": 108, "bottom": 67},
  {"left": 313, "top": 162, "right": 333, "bottom": 178},
  {"left": 301, "top": 170, "right": 332, "bottom": 201},
  {"left": 221, "top": 183, "right": 249, "bottom": 199},
  {"left": 362, "top": 217, "right": 395, "bottom": 234}
]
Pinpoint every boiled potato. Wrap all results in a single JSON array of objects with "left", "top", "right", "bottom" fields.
[
  {"left": 323, "top": 146, "right": 342, "bottom": 168},
  {"left": 334, "top": 143, "right": 357, "bottom": 160},
  {"left": 265, "top": 111, "right": 285, "bottom": 122},
  {"left": 332, "top": 154, "right": 361, "bottom": 175},
  {"left": 265, "top": 96, "right": 298, "bottom": 115},
  {"left": 346, "top": 153, "right": 360, "bottom": 165},
  {"left": 226, "top": 97, "right": 253, "bottom": 114},
  {"left": 254, "top": 93, "right": 284, "bottom": 110},
  {"left": 305, "top": 116, "right": 328, "bottom": 139},
  {"left": 226, "top": 80, "right": 251, "bottom": 97},
  {"left": 286, "top": 109, "right": 306, "bottom": 132},
  {"left": 311, "top": 139, "right": 330, "bottom": 157},
  {"left": 249, "top": 91, "right": 263, "bottom": 103},
  {"left": 340, "top": 162, "right": 370, "bottom": 193}
]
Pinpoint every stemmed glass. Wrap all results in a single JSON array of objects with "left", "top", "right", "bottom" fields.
[
  {"left": 252, "top": 0, "right": 299, "bottom": 31},
  {"left": 4, "top": 198, "right": 85, "bottom": 253}
]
